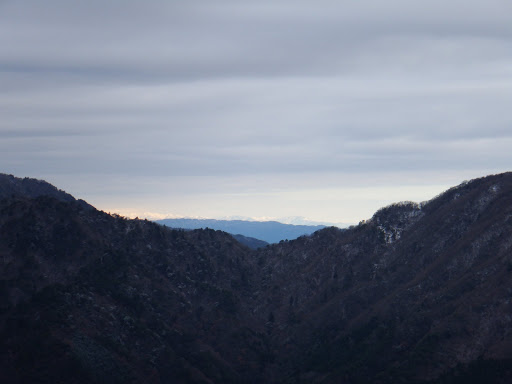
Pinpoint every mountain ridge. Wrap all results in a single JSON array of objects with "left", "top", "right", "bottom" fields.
[
  {"left": 156, "top": 217, "right": 327, "bottom": 244},
  {"left": 1, "top": 172, "right": 512, "bottom": 383},
  {"left": 0, "top": 173, "right": 92, "bottom": 209}
]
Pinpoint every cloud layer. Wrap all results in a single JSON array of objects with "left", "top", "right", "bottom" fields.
[{"left": 1, "top": 1, "right": 511, "bottom": 222}]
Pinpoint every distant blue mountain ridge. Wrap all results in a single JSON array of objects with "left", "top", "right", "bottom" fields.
[{"left": 155, "top": 218, "right": 327, "bottom": 244}]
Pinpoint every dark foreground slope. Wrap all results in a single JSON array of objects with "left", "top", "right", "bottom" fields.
[
  {"left": 253, "top": 172, "right": 512, "bottom": 383},
  {"left": 1, "top": 173, "right": 512, "bottom": 383},
  {"left": 0, "top": 177, "right": 267, "bottom": 383}
]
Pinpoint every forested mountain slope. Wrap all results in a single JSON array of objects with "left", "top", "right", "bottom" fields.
[{"left": 1, "top": 172, "right": 512, "bottom": 383}]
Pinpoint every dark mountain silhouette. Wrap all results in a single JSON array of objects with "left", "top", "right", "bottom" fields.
[
  {"left": 0, "top": 173, "right": 92, "bottom": 209},
  {"left": 156, "top": 218, "right": 326, "bottom": 244},
  {"left": 1, "top": 172, "right": 512, "bottom": 383},
  {"left": 231, "top": 234, "right": 269, "bottom": 249}
]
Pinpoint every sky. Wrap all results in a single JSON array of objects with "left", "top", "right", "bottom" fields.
[{"left": 1, "top": 0, "right": 511, "bottom": 225}]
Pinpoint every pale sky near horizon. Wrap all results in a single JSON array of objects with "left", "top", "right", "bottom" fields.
[{"left": 1, "top": 1, "right": 511, "bottom": 225}]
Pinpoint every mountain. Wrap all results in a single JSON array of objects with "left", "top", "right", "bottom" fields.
[
  {"left": 0, "top": 173, "right": 92, "bottom": 209},
  {"left": 1, "top": 172, "right": 512, "bottom": 383},
  {"left": 0, "top": 180, "right": 261, "bottom": 383},
  {"left": 231, "top": 234, "right": 269, "bottom": 250},
  {"left": 251, "top": 174, "right": 512, "bottom": 383},
  {"left": 156, "top": 218, "right": 326, "bottom": 244}
]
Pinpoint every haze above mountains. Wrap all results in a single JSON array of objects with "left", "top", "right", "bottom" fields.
[{"left": 2, "top": 172, "right": 512, "bottom": 383}]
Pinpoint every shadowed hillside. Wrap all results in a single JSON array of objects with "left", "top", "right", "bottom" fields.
[{"left": 1, "top": 172, "right": 512, "bottom": 383}]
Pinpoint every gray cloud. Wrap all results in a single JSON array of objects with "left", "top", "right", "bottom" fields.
[
  {"left": 1, "top": 0, "right": 511, "bottom": 222},
  {"left": 2, "top": 1, "right": 511, "bottom": 80}
]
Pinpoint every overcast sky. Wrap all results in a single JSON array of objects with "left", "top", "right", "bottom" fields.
[{"left": 1, "top": 1, "right": 511, "bottom": 225}]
